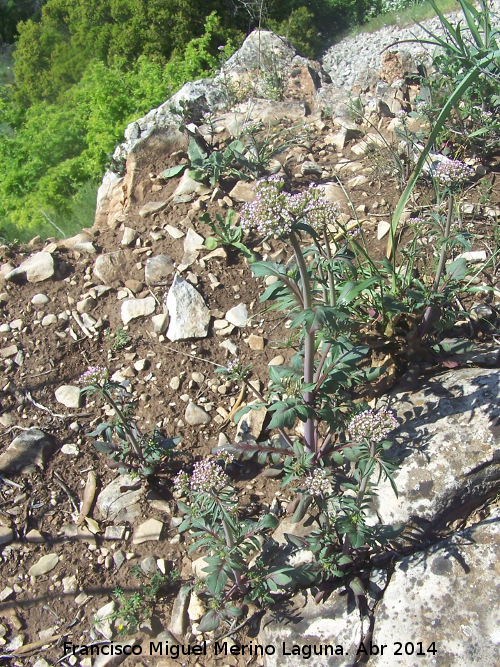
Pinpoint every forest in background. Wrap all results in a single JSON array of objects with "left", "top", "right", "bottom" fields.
[{"left": 0, "top": 0, "right": 422, "bottom": 241}]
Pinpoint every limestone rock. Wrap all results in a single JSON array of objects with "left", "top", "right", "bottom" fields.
[
  {"left": 371, "top": 510, "right": 500, "bottom": 666},
  {"left": 54, "top": 385, "right": 81, "bottom": 409},
  {"left": 139, "top": 201, "right": 167, "bottom": 217},
  {"left": 96, "top": 474, "right": 143, "bottom": 523},
  {"left": 92, "top": 642, "right": 136, "bottom": 667},
  {"left": 0, "top": 429, "right": 55, "bottom": 475},
  {"left": 225, "top": 303, "right": 248, "bottom": 327},
  {"left": 301, "top": 160, "right": 322, "bottom": 176},
  {"left": 165, "top": 275, "right": 210, "bottom": 341},
  {"left": 31, "top": 293, "right": 50, "bottom": 306},
  {"left": 247, "top": 334, "right": 264, "bottom": 350},
  {"left": 0, "top": 345, "right": 18, "bottom": 358},
  {"left": 6, "top": 252, "right": 54, "bottom": 283},
  {"left": 229, "top": 181, "right": 256, "bottom": 202},
  {"left": 236, "top": 402, "right": 267, "bottom": 441},
  {"left": 183, "top": 229, "right": 205, "bottom": 253},
  {"left": 121, "top": 226, "right": 139, "bottom": 246},
  {"left": 145, "top": 254, "right": 175, "bottom": 286},
  {"left": 377, "top": 220, "right": 391, "bottom": 240},
  {"left": 259, "top": 588, "right": 369, "bottom": 667},
  {"left": 28, "top": 553, "right": 59, "bottom": 577},
  {"left": 168, "top": 587, "right": 191, "bottom": 637},
  {"left": 152, "top": 313, "right": 169, "bottom": 334},
  {"left": 185, "top": 402, "right": 211, "bottom": 426},
  {"left": 93, "top": 251, "right": 127, "bottom": 284},
  {"left": 41, "top": 314, "right": 57, "bottom": 327},
  {"left": 0, "top": 526, "right": 14, "bottom": 545},
  {"left": 94, "top": 601, "right": 116, "bottom": 640},
  {"left": 121, "top": 296, "right": 156, "bottom": 325},
  {"left": 375, "top": 367, "right": 500, "bottom": 532},
  {"left": 173, "top": 171, "right": 209, "bottom": 198},
  {"left": 133, "top": 518, "right": 163, "bottom": 545}
]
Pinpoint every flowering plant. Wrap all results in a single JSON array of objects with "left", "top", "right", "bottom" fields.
[
  {"left": 174, "top": 456, "right": 302, "bottom": 631},
  {"left": 80, "top": 368, "right": 180, "bottom": 479}
]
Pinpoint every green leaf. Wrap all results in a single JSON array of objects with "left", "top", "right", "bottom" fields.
[
  {"left": 161, "top": 164, "right": 186, "bottom": 178},
  {"left": 291, "top": 495, "right": 312, "bottom": 523},
  {"left": 267, "top": 571, "right": 293, "bottom": 587},
  {"left": 187, "top": 137, "right": 206, "bottom": 162},
  {"left": 204, "top": 237, "right": 219, "bottom": 250},
  {"left": 92, "top": 441, "right": 113, "bottom": 454},
  {"left": 205, "top": 559, "right": 229, "bottom": 596},
  {"left": 337, "top": 276, "right": 380, "bottom": 305},
  {"left": 256, "top": 513, "right": 279, "bottom": 531},
  {"left": 446, "top": 258, "right": 467, "bottom": 281},
  {"left": 349, "top": 577, "right": 365, "bottom": 597},
  {"left": 198, "top": 610, "right": 220, "bottom": 632}
]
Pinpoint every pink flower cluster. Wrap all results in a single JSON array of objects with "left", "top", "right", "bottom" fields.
[
  {"left": 78, "top": 366, "right": 108, "bottom": 386},
  {"left": 189, "top": 459, "right": 230, "bottom": 494},
  {"left": 433, "top": 159, "right": 474, "bottom": 187},
  {"left": 240, "top": 177, "right": 341, "bottom": 238},
  {"left": 304, "top": 468, "right": 330, "bottom": 496},
  {"left": 348, "top": 408, "right": 398, "bottom": 444}
]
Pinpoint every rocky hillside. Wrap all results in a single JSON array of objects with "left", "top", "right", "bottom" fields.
[{"left": 0, "top": 24, "right": 499, "bottom": 667}]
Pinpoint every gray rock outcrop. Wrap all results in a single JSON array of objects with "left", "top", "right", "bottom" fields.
[
  {"left": 374, "top": 367, "right": 500, "bottom": 533},
  {"left": 371, "top": 509, "right": 500, "bottom": 666}
]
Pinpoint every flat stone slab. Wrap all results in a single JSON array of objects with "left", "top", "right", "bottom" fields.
[
  {"left": 133, "top": 518, "right": 163, "bottom": 545},
  {"left": 121, "top": 296, "right": 156, "bottom": 324},
  {"left": 29, "top": 553, "right": 59, "bottom": 577},
  {"left": 96, "top": 474, "right": 143, "bottom": 523},
  {"left": 54, "top": 385, "right": 81, "bottom": 408},
  {"left": 93, "top": 251, "right": 127, "bottom": 284},
  {"left": 145, "top": 254, "right": 175, "bottom": 285},
  {"left": 225, "top": 303, "right": 248, "bottom": 327},
  {"left": 0, "top": 429, "right": 55, "bottom": 475},
  {"left": 371, "top": 509, "right": 500, "bottom": 666},
  {"left": 185, "top": 402, "right": 211, "bottom": 426},
  {"left": 374, "top": 367, "right": 500, "bottom": 532}
]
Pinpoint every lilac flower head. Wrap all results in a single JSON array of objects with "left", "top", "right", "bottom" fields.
[
  {"left": 304, "top": 468, "right": 330, "bottom": 496},
  {"left": 433, "top": 158, "right": 474, "bottom": 187},
  {"left": 173, "top": 470, "right": 190, "bottom": 494},
  {"left": 240, "top": 178, "right": 341, "bottom": 238},
  {"left": 190, "top": 459, "right": 230, "bottom": 494},
  {"left": 218, "top": 449, "right": 235, "bottom": 465},
  {"left": 348, "top": 408, "right": 398, "bottom": 444},
  {"left": 78, "top": 366, "right": 109, "bottom": 386},
  {"left": 240, "top": 176, "right": 293, "bottom": 237}
]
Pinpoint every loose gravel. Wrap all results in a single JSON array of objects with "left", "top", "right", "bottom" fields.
[{"left": 321, "top": 1, "right": 500, "bottom": 90}]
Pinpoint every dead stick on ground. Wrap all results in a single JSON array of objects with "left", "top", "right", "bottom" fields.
[
  {"left": 219, "top": 384, "right": 246, "bottom": 430},
  {"left": 11, "top": 634, "right": 62, "bottom": 656},
  {"left": 53, "top": 472, "right": 80, "bottom": 514}
]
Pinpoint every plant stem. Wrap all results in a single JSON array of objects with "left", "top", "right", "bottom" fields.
[
  {"left": 289, "top": 231, "right": 316, "bottom": 453},
  {"left": 356, "top": 440, "right": 376, "bottom": 508},
  {"left": 221, "top": 515, "right": 247, "bottom": 595},
  {"left": 432, "top": 194, "right": 455, "bottom": 291},
  {"left": 103, "top": 389, "right": 142, "bottom": 460}
]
